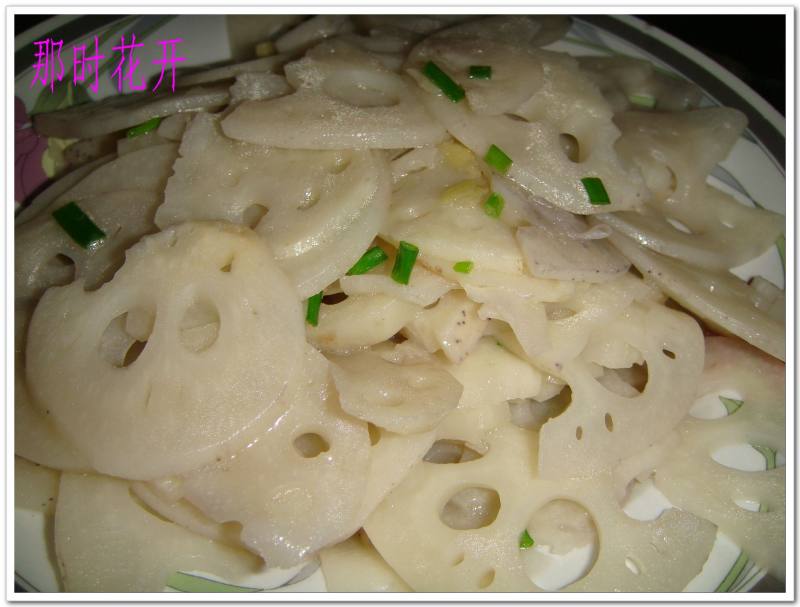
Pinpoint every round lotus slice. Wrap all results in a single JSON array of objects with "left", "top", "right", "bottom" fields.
[
  {"left": 330, "top": 350, "right": 462, "bottom": 434},
  {"left": 26, "top": 222, "right": 306, "bottom": 480},
  {"left": 32, "top": 84, "right": 229, "bottom": 139},
  {"left": 221, "top": 41, "right": 446, "bottom": 149},
  {"left": 538, "top": 302, "right": 704, "bottom": 479},
  {"left": 609, "top": 231, "right": 785, "bottom": 361},
  {"left": 180, "top": 346, "right": 371, "bottom": 568},
  {"left": 320, "top": 533, "right": 411, "bottom": 592},
  {"left": 55, "top": 473, "right": 263, "bottom": 592},
  {"left": 654, "top": 337, "right": 786, "bottom": 579},
  {"left": 364, "top": 423, "right": 716, "bottom": 592}
]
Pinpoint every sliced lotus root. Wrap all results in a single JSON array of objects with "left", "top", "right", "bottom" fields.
[
  {"left": 229, "top": 72, "right": 293, "bottom": 104},
  {"left": 179, "top": 346, "right": 371, "bottom": 568},
  {"left": 538, "top": 302, "right": 704, "bottom": 479},
  {"left": 15, "top": 456, "right": 59, "bottom": 515},
  {"left": 15, "top": 155, "right": 113, "bottom": 225},
  {"left": 607, "top": 109, "right": 782, "bottom": 270},
  {"left": 408, "top": 53, "right": 649, "bottom": 215},
  {"left": 32, "top": 83, "right": 229, "bottom": 139},
  {"left": 364, "top": 423, "right": 715, "bottom": 591},
  {"left": 129, "top": 482, "right": 244, "bottom": 548},
  {"left": 654, "top": 337, "right": 785, "bottom": 579},
  {"left": 15, "top": 300, "right": 90, "bottom": 471},
  {"left": 26, "top": 222, "right": 305, "bottom": 479},
  {"left": 178, "top": 53, "right": 289, "bottom": 87},
  {"left": 307, "top": 294, "right": 421, "bottom": 353},
  {"left": 616, "top": 108, "right": 745, "bottom": 207},
  {"left": 609, "top": 231, "right": 785, "bottom": 361},
  {"left": 403, "top": 290, "right": 487, "bottom": 364},
  {"left": 339, "top": 254, "right": 454, "bottom": 307},
  {"left": 446, "top": 337, "right": 543, "bottom": 409},
  {"left": 158, "top": 112, "right": 391, "bottom": 297},
  {"left": 320, "top": 532, "right": 411, "bottom": 592},
  {"left": 386, "top": 204, "right": 525, "bottom": 275},
  {"left": 578, "top": 55, "right": 702, "bottom": 113},
  {"left": 330, "top": 350, "right": 462, "bottom": 434},
  {"left": 415, "top": 15, "right": 570, "bottom": 49},
  {"left": 222, "top": 41, "right": 446, "bottom": 149},
  {"left": 55, "top": 473, "right": 263, "bottom": 592},
  {"left": 16, "top": 189, "right": 161, "bottom": 301}
]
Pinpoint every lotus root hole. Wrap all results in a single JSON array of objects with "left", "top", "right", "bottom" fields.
[
  {"left": 477, "top": 569, "right": 495, "bottom": 589},
  {"left": 604, "top": 413, "right": 614, "bottom": 432},
  {"left": 367, "top": 423, "right": 382, "bottom": 446},
  {"left": 662, "top": 348, "right": 676, "bottom": 359},
  {"left": 293, "top": 433, "right": 330, "bottom": 458},
  {"left": 522, "top": 499, "right": 599, "bottom": 590},
  {"left": 451, "top": 552, "right": 465, "bottom": 566},
  {"left": 440, "top": 487, "right": 500, "bottom": 530},
  {"left": 711, "top": 443, "right": 784, "bottom": 472},
  {"left": 178, "top": 298, "right": 221, "bottom": 353},
  {"left": 242, "top": 203, "right": 268, "bottom": 228},
  {"left": 424, "top": 439, "right": 485, "bottom": 464},
  {"left": 575, "top": 426, "right": 583, "bottom": 440},
  {"left": 99, "top": 309, "right": 155, "bottom": 368},
  {"left": 559, "top": 133, "right": 581, "bottom": 163},
  {"left": 40, "top": 253, "right": 76, "bottom": 288}
]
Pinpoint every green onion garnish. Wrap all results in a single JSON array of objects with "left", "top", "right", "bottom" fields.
[
  {"left": 581, "top": 177, "right": 611, "bottom": 205},
  {"left": 519, "top": 529, "right": 535, "bottom": 550},
  {"left": 306, "top": 291, "right": 323, "bottom": 326},
  {"left": 126, "top": 117, "right": 163, "bottom": 138},
  {"left": 484, "top": 144, "right": 513, "bottom": 174},
  {"left": 346, "top": 246, "right": 389, "bottom": 276},
  {"left": 51, "top": 202, "right": 106, "bottom": 250},
  {"left": 453, "top": 260, "right": 474, "bottom": 274},
  {"left": 391, "top": 241, "right": 419, "bottom": 285},
  {"left": 468, "top": 65, "right": 492, "bottom": 80},
  {"left": 752, "top": 444, "right": 778, "bottom": 470},
  {"left": 422, "top": 61, "right": 465, "bottom": 103},
  {"left": 628, "top": 93, "right": 657, "bottom": 108},
  {"left": 719, "top": 396, "right": 743, "bottom": 415},
  {"left": 483, "top": 192, "right": 505, "bottom": 218}
]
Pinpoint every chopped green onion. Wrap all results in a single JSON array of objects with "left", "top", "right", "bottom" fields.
[
  {"left": 453, "top": 260, "right": 474, "bottom": 274},
  {"left": 51, "top": 202, "right": 106, "bottom": 250},
  {"left": 752, "top": 444, "right": 778, "bottom": 470},
  {"left": 422, "top": 61, "right": 465, "bottom": 103},
  {"left": 581, "top": 177, "right": 611, "bottom": 205},
  {"left": 468, "top": 65, "right": 492, "bottom": 80},
  {"left": 346, "top": 246, "right": 389, "bottom": 275},
  {"left": 719, "top": 396, "right": 743, "bottom": 415},
  {"left": 391, "top": 241, "right": 419, "bottom": 285},
  {"left": 484, "top": 144, "right": 513, "bottom": 174},
  {"left": 519, "top": 529, "right": 535, "bottom": 550},
  {"left": 628, "top": 93, "right": 657, "bottom": 108},
  {"left": 126, "top": 117, "right": 162, "bottom": 138},
  {"left": 306, "top": 291, "right": 323, "bottom": 326},
  {"left": 483, "top": 192, "right": 505, "bottom": 218}
]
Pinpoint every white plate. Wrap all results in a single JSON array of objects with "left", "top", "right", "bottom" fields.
[{"left": 13, "top": 13, "right": 786, "bottom": 594}]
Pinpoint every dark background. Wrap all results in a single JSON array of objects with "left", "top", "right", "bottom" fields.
[{"left": 14, "top": 14, "right": 786, "bottom": 115}]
